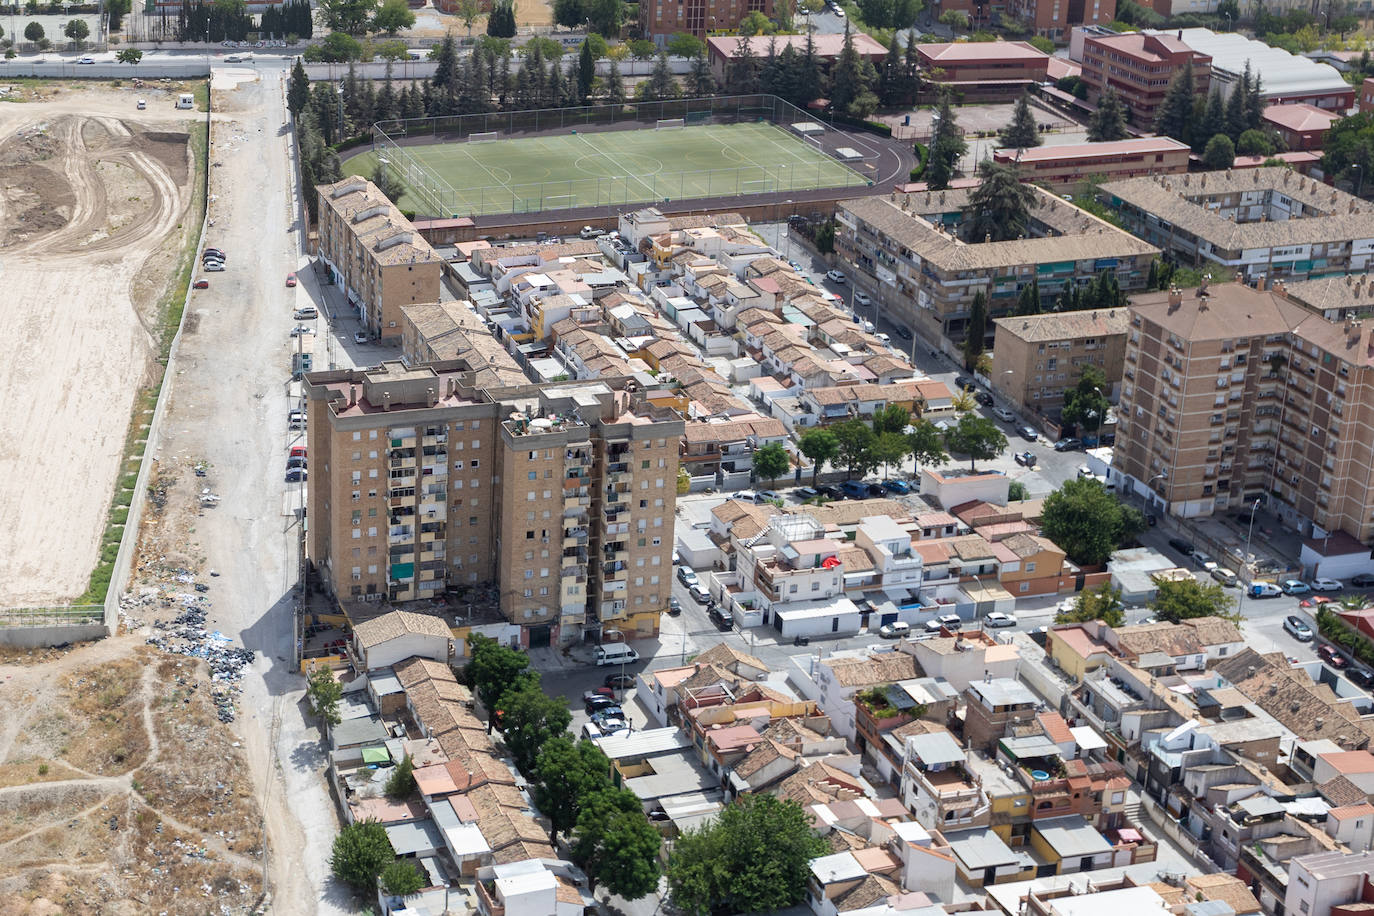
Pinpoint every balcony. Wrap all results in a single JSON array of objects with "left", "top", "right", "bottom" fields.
[{"left": 563, "top": 528, "right": 589, "bottom": 547}]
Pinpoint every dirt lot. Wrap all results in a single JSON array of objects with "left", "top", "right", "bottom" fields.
[
  {"left": 0, "top": 639, "right": 264, "bottom": 914},
  {"left": 0, "top": 81, "right": 205, "bottom": 606}
]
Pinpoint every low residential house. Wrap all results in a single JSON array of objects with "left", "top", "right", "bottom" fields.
[
  {"left": 920, "top": 468, "right": 1012, "bottom": 510},
  {"left": 964, "top": 678, "right": 1040, "bottom": 751},
  {"left": 680, "top": 415, "right": 788, "bottom": 478},
  {"left": 900, "top": 729, "right": 992, "bottom": 832},
  {"left": 943, "top": 828, "right": 1037, "bottom": 887},
  {"left": 724, "top": 718, "right": 850, "bottom": 797},
  {"left": 1029, "top": 814, "right": 1117, "bottom": 874},
  {"left": 806, "top": 851, "right": 906, "bottom": 916},
  {"left": 1047, "top": 623, "right": 1116, "bottom": 682},
  {"left": 856, "top": 516, "right": 924, "bottom": 594},
  {"left": 900, "top": 631, "right": 1021, "bottom": 693},
  {"left": 854, "top": 683, "right": 959, "bottom": 785},
  {"left": 473, "top": 860, "right": 594, "bottom": 916},
  {"left": 1240, "top": 822, "right": 1348, "bottom": 916},
  {"left": 1215, "top": 649, "right": 1374, "bottom": 751},
  {"left": 1186, "top": 874, "right": 1263, "bottom": 915},
  {"left": 1322, "top": 802, "right": 1374, "bottom": 854},
  {"left": 996, "top": 534, "right": 1070, "bottom": 598},
  {"left": 789, "top": 648, "right": 923, "bottom": 741},
  {"left": 1104, "top": 622, "right": 1207, "bottom": 673},
  {"left": 350, "top": 610, "right": 453, "bottom": 672}
]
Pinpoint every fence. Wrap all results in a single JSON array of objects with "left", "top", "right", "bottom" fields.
[
  {"left": 0, "top": 606, "right": 104, "bottom": 627},
  {"left": 373, "top": 94, "right": 869, "bottom": 219}
]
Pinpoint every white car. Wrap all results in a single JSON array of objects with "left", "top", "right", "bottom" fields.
[
  {"left": 826, "top": 270, "right": 847, "bottom": 284},
  {"left": 1310, "top": 578, "right": 1343, "bottom": 593},
  {"left": 854, "top": 290, "right": 871, "bottom": 307},
  {"left": 875, "top": 332, "right": 891, "bottom": 344},
  {"left": 993, "top": 407, "right": 1015, "bottom": 422},
  {"left": 879, "top": 621, "right": 911, "bottom": 638},
  {"left": 353, "top": 331, "right": 368, "bottom": 344},
  {"left": 985, "top": 612, "right": 1018, "bottom": 628}
]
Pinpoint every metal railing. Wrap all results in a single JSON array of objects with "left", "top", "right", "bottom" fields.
[{"left": 0, "top": 606, "right": 104, "bottom": 627}]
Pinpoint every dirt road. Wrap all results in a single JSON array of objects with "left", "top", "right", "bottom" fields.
[
  {"left": 125, "top": 68, "right": 352, "bottom": 914},
  {"left": 0, "top": 86, "right": 202, "bottom": 605}
]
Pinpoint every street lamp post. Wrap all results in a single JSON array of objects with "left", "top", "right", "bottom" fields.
[
  {"left": 1353, "top": 163, "right": 1364, "bottom": 199},
  {"left": 969, "top": 573, "right": 984, "bottom": 622},
  {"left": 1241, "top": 497, "right": 1261, "bottom": 613}
]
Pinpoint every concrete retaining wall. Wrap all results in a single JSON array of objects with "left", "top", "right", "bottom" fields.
[{"left": 0, "top": 623, "right": 108, "bottom": 648}]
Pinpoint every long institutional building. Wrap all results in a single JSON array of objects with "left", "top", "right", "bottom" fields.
[
  {"left": 836, "top": 186, "right": 1157, "bottom": 350},
  {"left": 1116, "top": 279, "right": 1374, "bottom": 546}
]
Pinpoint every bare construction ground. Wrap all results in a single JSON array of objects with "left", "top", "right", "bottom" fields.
[
  {"left": 0, "top": 639, "right": 265, "bottom": 913},
  {"left": 0, "top": 82, "right": 202, "bottom": 606}
]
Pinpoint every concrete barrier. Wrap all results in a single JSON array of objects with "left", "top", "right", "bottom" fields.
[{"left": 0, "top": 622, "right": 109, "bottom": 648}]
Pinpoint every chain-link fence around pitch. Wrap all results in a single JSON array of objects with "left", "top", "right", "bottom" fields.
[{"left": 364, "top": 95, "right": 877, "bottom": 218}]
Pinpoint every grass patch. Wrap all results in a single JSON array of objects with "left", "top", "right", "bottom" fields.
[
  {"left": 74, "top": 119, "right": 208, "bottom": 607},
  {"left": 192, "top": 79, "right": 210, "bottom": 113}
]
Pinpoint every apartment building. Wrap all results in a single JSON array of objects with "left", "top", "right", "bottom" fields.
[
  {"left": 1100, "top": 169, "right": 1374, "bottom": 282},
  {"left": 304, "top": 361, "right": 683, "bottom": 647},
  {"left": 1284, "top": 850, "right": 1374, "bottom": 916},
  {"left": 639, "top": 0, "right": 771, "bottom": 40},
  {"left": 991, "top": 308, "right": 1130, "bottom": 420},
  {"left": 915, "top": 42, "right": 1051, "bottom": 97},
  {"left": 1004, "top": 0, "right": 1116, "bottom": 39},
  {"left": 992, "top": 137, "right": 1191, "bottom": 188},
  {"left": 1115, "top": 281, "right": 1374, "bottom": 547},
  {"left": 704, "top": 33, "right": 888, "bottom": 83},
  {"left": 836, "top": 189, "right": 1156, "bottom": 351},
  {"left": 1080, "top": 31, "right": 1211, "bottom": 127},
  {"left": 315, "top": 178, "right": 444, "bottom": 342}
]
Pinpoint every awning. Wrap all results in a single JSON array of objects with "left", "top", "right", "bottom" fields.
[{"left": 361, "top": 746, "right": 391, "bottom": 765}]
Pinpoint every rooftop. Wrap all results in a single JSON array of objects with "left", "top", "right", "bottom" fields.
[
  {"left": 1157, "top": 27, "right": 1351, "bottom": 97},
  {"left": 994, "top": 136, "right": 1191, "bottom": 165},
  {"left": 705, "top": 31, "right": 888, "bottom": 59},
  {"left": 993, "top": 308, "right": 1130, "bottom": 344},
  {"left": 1262, "top": 102, "right": 1340, "bottom": 134},
  {"left": 353, "top": 610, "right": 452, "bottom": 649},
  {"left": 916, "top": 40, "right": 1049, "bottom": 63}
]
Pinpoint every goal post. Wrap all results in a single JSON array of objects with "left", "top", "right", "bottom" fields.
[
  {"left": 468, "top": 131, "right": 499, "bottom": 143},
  {"left": 655, "top": 118, "right": 686, "bottom": 130}
]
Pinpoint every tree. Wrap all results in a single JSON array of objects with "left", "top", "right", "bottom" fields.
[
  {"left": 372, "top": 0, "right": 415, "bottom": 33},
  {"left": 1150, "top": 576, "right": 1237, "bottom": 623},
  {"left": 1197, "top": 88, "right": 1225, "bottom": 150},
  {"left": 606, "top": 57, "right": 626, "bottom": 105},
  {"left": 1216, "top": 0, "right": 1238, "bottom": 25},
  {"left": 943, "top": 413, "right": 1006, "bottom": 471},
  {"left": 107, "top": 0, "right": 132, "bottom": 31},
  {"left": 961, "top": 290, "right": 988, "bottom": 369},
  {"left": 586, "top": 0, "right": 624, "bottom": 35},
  {"left": 379, "top": 859, "right": 425, "bottom": 896},
  {"left": 666, "top": 793, "right": 826, "bottom": 916},
  {"left": 1057, "top": 582, "right": 1126, "bottom": 627},
  {"left": 871, "top": 432, "right": 910, "bottom": 478},
  {"left": 1007, "top": 481, "right": 1028, "bottom": 500},
  {"left": 1236, "top": 128, "right": 1274, "bottom": 156},
  {"left": 385, "top": 754, "right": 416, "bottom": 797},
  {"left": 487, "top": 0, "right": 516, "bottom": 37},
  {"left": 578, "top": 38, "right": 595, "bottom": 101},
  {"left": 285, "top": 58, "right": 311, "bottom": 117},
  {"left": 23, "top": 21, "right": 42, "bottom": 43},
  {"left": 457, "top": 0, "right": 484, "bottom": 33},
  {"left": 1202, "top": 133, "right": 1235, "bottom": 170},
  {"left": 572, "top": 787, "right": 661, "bottom": 898},
  {"left": 306, "top": 665, "right": 343, "bottom": 726},
  {"left": 496, "top": 678, "right": 572, "bottom": 776},
  {"left": 1087, "top": 89, "right": 1129, "bottom": 142},
  {"left": 667, "top": 31, "right": 704, "bottom": 57},
  {"left": 686, "top": 49, "right": 716, "bottom": 96},
  {"left": 644, "top": 51, "right": 679, "bottom": 100},
  {"left": 999, "top": 92, "right": 1041, "bottom": 149},
  {"left": 116, "top": 47, "right": 143, "bottom": 65},
  {"left": 926, "top": 91, "right": 966, "bottom": 191},
  {"left": 858, "top": 0, "right": 922, "bottom": 29},
  {"left": 330, "top": 819, "right": 395, "bottom": 891},
  {"left": 753, "top": 442, "right": 790, "bottom": 489},
  {"left": 799, "top": 428, "right": 839, "bottom": 484},
  {"left": 468, "top": 634, "right": 530, "bottom": 722},
  {"left": 63, "top": 17, "right": 88, "bottom": 46},
  {"left": 872, "top": 403, "right": 912, "bottom": 436},
  {"left": 724, "top": 33, "right": 759, "bottom": 94},
  {"left": 832, "top": 418, "right": 876, "bottom": 479},
  {"left": 1322, "top": 112, "right": 1374, "bottom": 188},
  {"left": 937, "top": 8, "right": 968, "bottom": 27},
  {"left": 828, "top": 23, "right": 875, "bottom": 117},
  {"left": 1153, "top": 57, "right": 1195, "bottom": 144},
  {"left": 962, "top": 160, "right": 1037, "bottom": 244},
  {"left": 554, "top": 0, "right": 585, "bottom": 27},
  {"left": 1060, "top": 365, "right": 1111, "bottom": 434},
  {"left": 372, "top": 160, "right": 405, "bottom": 204},
  {"left": 906, "top": 420, "right": 947, "bottom": 469},
  {"left": 738, "top": 9, "right": 773, "bottom": 33},
  {"left": 533, "top": 737, "right": 613, "bottom": 839},
  {"left": 1041, "top": 477, "right": 1146, "bottom": 567},
  {"left": 318, "top": 0, "right": 380, "bottom": 34},
  {"left": 1016, "top": 277, "right": 1041, "bottom": 316}
]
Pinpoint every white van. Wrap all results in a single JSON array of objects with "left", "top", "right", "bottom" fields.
[{"left": 596, "top": 644, "right": 639, "bottom": 667}]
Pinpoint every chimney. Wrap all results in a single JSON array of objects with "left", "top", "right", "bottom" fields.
[
  {"left": 349, "top": 385, "right": 358, "bottom": 407},
  {"left": 1235, "top": 271, "right": 1244, "bottom": 284},
  {"left": 1168, "top": 287, "right": 1183, "bottom": 307},
  {"left": 382, "top": 391, "right": 392, "bottom": 412},
  {"left": 427, "top": 386, "right": 438, "bottom": 408},
  {"left": 1275, "top": 280, "right": 1287, "bottom": 298},
  {"left": 1256, "top": 274, "right": 1267, "bottom": 292}
]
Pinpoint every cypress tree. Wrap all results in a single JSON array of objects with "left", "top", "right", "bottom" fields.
[
  {"left": 578, "top": 38, "right": 595, "bottom": 102},
  {"left": 1153, "top": 58, "right": 1196, "bottom": 144},
  {"left": 999, "top": 92, "right": 1041, "bottom": 149}
]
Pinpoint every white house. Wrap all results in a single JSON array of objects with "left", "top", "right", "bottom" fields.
[
  {"left": 788, "top": 648, "right": 921, "bottom": 741},
  {"left": 351, "top": 610, "right": 452, "bottom": 672}
]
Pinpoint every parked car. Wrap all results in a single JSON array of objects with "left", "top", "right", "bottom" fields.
[
  {"left": 1281, "top": 579, "right": 1312, "bottom": 595},
  {"left": 895, "top": 326, "right": 912, "bottom": 340},
  {"left": 285, "top": 469, "right": 307, "bottom": 482},
  {"left": 204, "top": 260, "right": 225, "bottom": 272},
  {"left": 689, "top": 582, "right": 711, "bottom": 604},
  {"left": 286, "top": 456, "right": 307, "bottom": 470},
  {"left": 676, "top": 566, "right": 698, "bottom": 587},
  {"left": 192, "top": 279, "right": 209, "bottom": 289},
  {"left": 794, "top": 486, "right": 819, "bottom": 500},
  {"left": 1354, "top": 573, "right": 1374, "bottom": 588},
  {"left": 708, "top": 605, "right": 734, "bottom": 629},
  {"left": 985, "top": 612, "right": 1018, "bottom": 628},
  {"left": 975, "top": 391, "right": 994, "bottom": 407},
  {"left": 864, "top": 483, "right": 885, "bottom": 497},
  {"left": 579, "top": 226, "right": 605, "bottom": 239},
  {"left": 840, "top": 480, "right": 870, "bottom": 499},
  {"left": 1014, "top": 451, "right": 1036, "bottom": 467},
  {"left": 881, "top": 479, "right": 910, "bottom": 495},
  {"left": 203, "top": 247, "right": 226, "bottom": 260},
  {"left": 667, "top": 597, "right": 681, "bottom": 616},
  {"left": 1349, "top": 668, "right": 1374, "bottom": 689},
  {"left": 816, "top": 485, "right": 844, "bottom": 500},
  {"left": 584, "top": 694, "right": 620, "bottom": 714},
  {"left": 590, "top": 708, "right": 628, "bottom": 729},
  {"left": 854, "top": 290, "right": 871, "bottom": 307},
  {"left": 290, "top": 446, "right": 307, "bottom": 458},
  {"left": 1319, "top": 644, "right": 1349, "bottom": 669},
  {"left": 875, "top": 332, "right": 891, "bottom": 345},
  {"left": 756, "top": 490, "right": 780, "bottom": 503},
  {"left": 924, "top": 613, "right": 962, "bottom": 633},
  {"left": 955, "top": 375, "right": 977, "bottom": 391},
  {"left": 1191, "top": 551, "right": 1215, "bottom": 570},
  {"left": 1211, "top": 567, "right": 1238, "bottom": 587},
  {"left": 993, "top": 407, "right": 1015, "bottom": 422},
  {"left": 1053, "top": 438, "right": 1082, "bottom": 452},
  {"left": 1250, "top": 581, "right": 1284, "bottom": 598},
  {"left": 1167, "top": 538, "right": 1195, "bottom": 557},
  {"left": 293, "top": 306, "right": 318, "bottom": 320},
  {"left": 285, "top": 272, "right": 297, "bottom": 287},
  {"left": 1018, "top": 426, "right": 1039, "bottom": 442},
  {"left": 1310, "top": 578, "right": 1343, "bottom": 593},
  {"left": 826, "top": 270, "right": 847, "bottom": 283},
  {"left": 353, "top": 331, "right": 368, "bottom": 344},
  {"left": 1284, "top": 615, "right": 1315, "bottom": 641},
  {"left": 879, "top": 621, "right": 910, "bottom": 639},
  {"left": 77, "top": 56, "right": 95, "bottom": 64},
  {"left": 289, "top": 325, "right": 310, "bottom": 337},
  {"left": 604, "top": 673, "right": 634, "bottom": 689}
]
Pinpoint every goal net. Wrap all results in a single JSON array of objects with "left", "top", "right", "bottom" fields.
[
  {"left": 655, "top": 118, "right": 686, "bottom": 130},
  {"left": 468, "top": 131, "right": 499, "bottom": 143}
]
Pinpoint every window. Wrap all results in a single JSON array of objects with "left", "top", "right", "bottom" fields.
[{"left": 1026, "top": 561, "right": 1036, "bottom": 573}]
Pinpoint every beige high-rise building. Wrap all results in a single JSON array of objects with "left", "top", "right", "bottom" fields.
[
  {"left": 304, "top": 361, "right": 684, "bottom": 648},
  {"left": 1115, "top": 281, "right": 1374, "bottom": 546},
  {"left": 991, "top": 308, "right": 1130, "bottom": 420}
]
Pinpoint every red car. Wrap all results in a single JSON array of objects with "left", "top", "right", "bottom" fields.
[
  {"left": 193, "top": 279, "right": 209, "bottom": 289},
  {"left": 286, "top": 272, "right": 297, "bottom": 287},
  {"left": 1319, "top": 644, "right": 1349, "bottom": 669}
]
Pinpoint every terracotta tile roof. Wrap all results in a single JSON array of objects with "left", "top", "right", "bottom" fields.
[
  {"left": 491, "top": 840, "right": 557, "bottom": 865},
  {"left": 826, "top": 652, "right": 921, "bottom": 688},
  {"left": 1186, "top": 874, "right": 1262, "bottom": 915},
  {"left": 1179, "top": 615, "right": 1244, "bottom": 647},
  {"left": 1113, "top": 623, "right": 1205, "bottom": 659},
  {"left": 1318, "top": 750, "right": 1374, "bottom": 774},
  {"left": 1214, "top": 649, "right": 1374, "bottom": 749},
  {"left": 353, "top": 610, "right": 452, "bottom": 648},
  {"left": 835, "top": 874, "right": 900, "bottom": 911},
  {"left": 992, "top": 308, "right": 1130, "bottom": 344},
  {"left": 1321, "top": 776, "right": 1373, "bottom": 807},
  {"left": 734, "top": 739, "right": 798, "bottom": 778},
  {"left": 1038, "top": 711, "right": 1074, "bottom": 745},
  {"left": 694, "top": 642, "right": 768, "bottom": 674},
  {"left": 1330, "top": 802, "right": 1374, "bottom": 819}
]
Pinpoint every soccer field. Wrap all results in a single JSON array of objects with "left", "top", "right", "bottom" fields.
[{"left": 345, "top": 121, "right": 870, "bottom": 217}]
